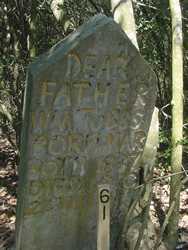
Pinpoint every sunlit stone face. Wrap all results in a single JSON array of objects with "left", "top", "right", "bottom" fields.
[{"left": 16, "top": 15, "right": 156, "bottom": 250}]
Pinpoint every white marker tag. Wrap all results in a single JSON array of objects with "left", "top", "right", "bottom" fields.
[{"left": 97, "top": 184, "right": 110, "bottom": 250}]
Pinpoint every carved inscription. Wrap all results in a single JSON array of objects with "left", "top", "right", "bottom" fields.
[
  {"left": 26, "top": 51, "right": 149, "bottom": 215},
  {"left": 16, "top": 16, "right": 157, "bottom": 250},
  {"left": 65, "top": 53, "right": 127, "bottom": 81}
]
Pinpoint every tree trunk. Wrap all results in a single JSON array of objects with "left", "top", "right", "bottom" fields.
[
  {"left": 51, "top": 0, "right": 65, "bottom": 22},
  {"left": 111, "top": 0, "right": 138, "bottom": 49},
  {"left": 51, "top": 0, "right": 72, "bottom": 32},
  {"left": 28, "top": 18, "right": 37, "bottom": 58},
  {"left": 28, "top": 1, "right": 37, "bottom": 58},
  {"left": 50, "top": 0, "right": 67, "bottom": 26},
  {"left": 111, "top": 0, "right": 170, "bottom": 250},
  {"left": 167, "top": 0, "right": 183, "bottom": 249},
  {"left": 110, "top": 1, "right": 168, "bottom": 249}
]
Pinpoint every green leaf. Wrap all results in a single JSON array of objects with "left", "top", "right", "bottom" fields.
[{"left": 0, "top": 103, "right": 12, "bottom": 123}]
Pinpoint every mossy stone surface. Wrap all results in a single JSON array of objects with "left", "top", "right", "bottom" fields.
[{"left": 16, "top": 14, "right": 157, "bottom": 250}]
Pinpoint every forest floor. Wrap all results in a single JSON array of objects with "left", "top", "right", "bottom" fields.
[
  {"left": 0, "top": 137, "right": 17, "bottom": 250},
  {"left": 0, "top": 136, "right": 188, "bottom": 250}
]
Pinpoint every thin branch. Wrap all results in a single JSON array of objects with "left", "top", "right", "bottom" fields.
[
  {"left": 181, "top": 164, "right": 188, "bottom": 177},
  {"left": 133, "top": 1, "right": 157, "bottom": 10},
  {"left": 153, "top": 176, "right": 188, "bottom": 249},
  {"left": 135, "top": 170, "right": 188, "bottom": 190},
  {"left": 183, "top": 123, "right": 188, "bottom": 128},
  {"left": 160, "top": 103, "right": 171, "bottom": 120}
]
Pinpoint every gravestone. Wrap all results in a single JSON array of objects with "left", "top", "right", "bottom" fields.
[{"left": 16, "top": 14, "right": 157, "bottom": 250}]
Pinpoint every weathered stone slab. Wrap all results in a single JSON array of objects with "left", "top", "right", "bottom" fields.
[{"left": 16, "top": 14, "right": 157, "bottom": 250}]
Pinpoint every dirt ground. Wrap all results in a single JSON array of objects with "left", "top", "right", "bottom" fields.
[
  {"left": 0, "top": 137, "right": 17, "bottom": 249},
  {"left": 0, "top": 137, "right": 188, "bottom": 250}
]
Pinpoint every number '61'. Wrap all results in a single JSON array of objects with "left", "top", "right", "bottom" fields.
[{"left": 100, "top": 189, "right": 110, "bottom": 203}]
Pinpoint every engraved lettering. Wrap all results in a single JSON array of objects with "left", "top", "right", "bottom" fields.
[
  {"left": 94, "top": 82, "right": 109, "bottom": 107},
  {"left": 31, "top": 111, "right": 47, "bottom": 131},
  {"left": 48, "top": 135, "right": 67, "bottom": 156},
  {"left": 114, "top": 56, "right": 127, "bottom": 80},
  {"left": 131, "top": 112, "right": 144, "bottom": 130},
  {"left": 83, "top": 54, "right": 97, "bottom": 78},
  {"left": 68, "top": 133, "right": 83, "bottom": 154},
  {"left": 40, "top": 161, "right": 58, "bottom": 179},
  {"left": 74, "top": 80, "right": 90, "bottom": 106},
  {"left": 41, "top": 82, "right": 56, "bottom": 106},
  {"left": 54, "top": 85, "right": 71, "bottom": 109},
  {"left": 116, "top": 83, "right": 128, "bottom": 106},
  {"left": 33, "top": 136, "right": 47, "bottom": 159},
  {"left": 66, "top": 52, "right": 81, "bottom": 78},
  {"left": 97, "top": 57, "right": 110, "bottom": 81}
]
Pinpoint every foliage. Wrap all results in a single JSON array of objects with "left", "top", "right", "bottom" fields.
[{"left": 158, "top": 129, "right": 171, "bottom": 169}]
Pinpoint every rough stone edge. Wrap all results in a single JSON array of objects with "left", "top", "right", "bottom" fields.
[
  {"left": 28, "top": 13, "right": 156, "bottom": 81},
  {"left": 29, "top": 14, "right": 112, "bottom": 77},
  {"left": 15, "top": 71, "right": 33, "bottom": 250},
  {"left": 15, "top": 13, "right": 158, "bottom": 250}
]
